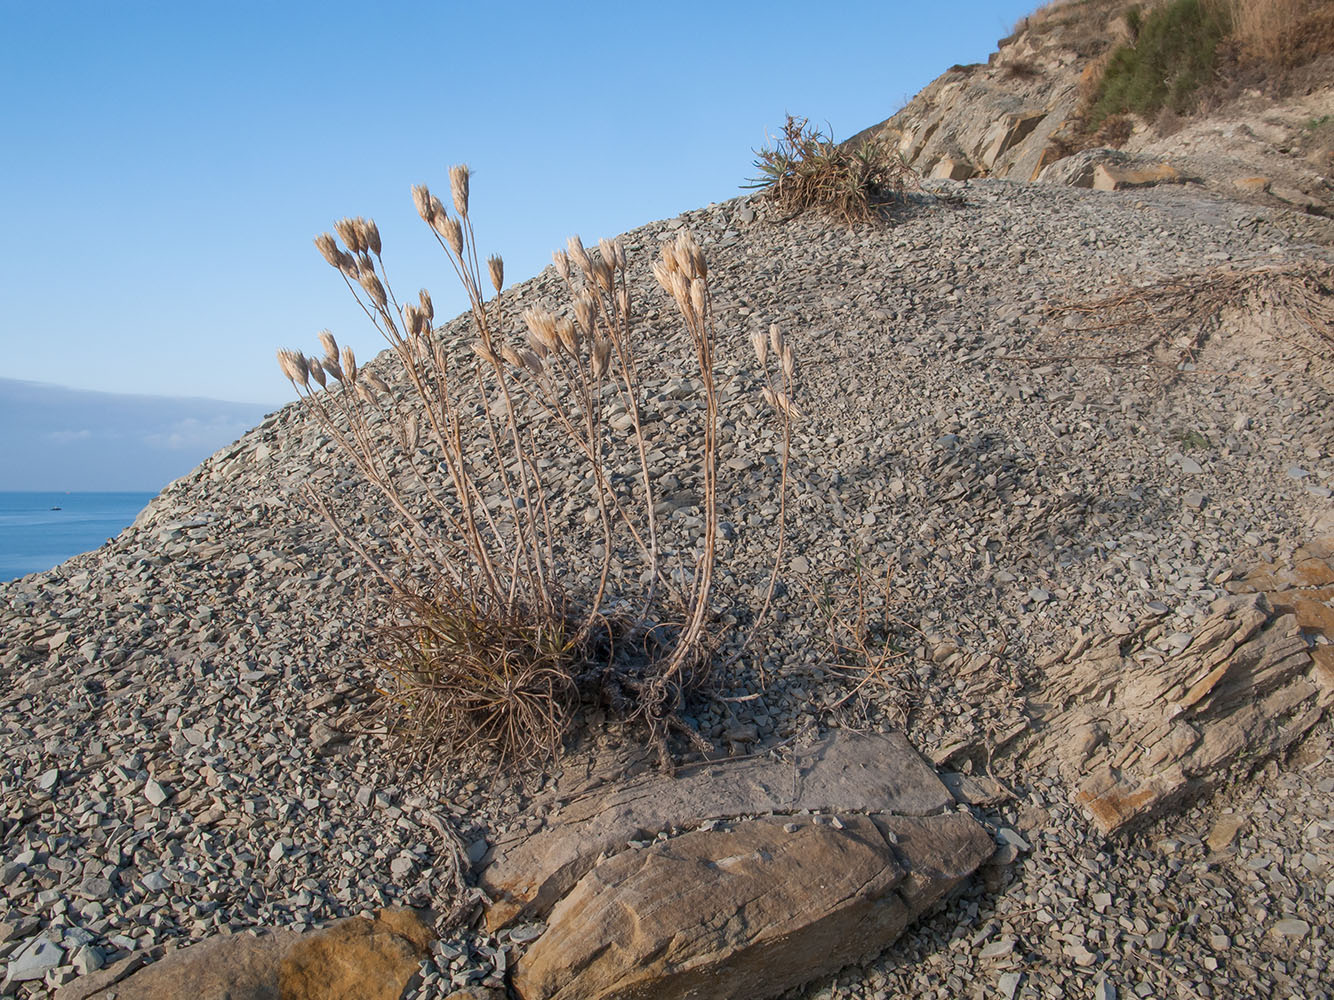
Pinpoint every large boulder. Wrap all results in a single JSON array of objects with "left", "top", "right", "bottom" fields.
[
  {"left": 479, "top": 730, "right": 956, "bottom": 931},
  {"left": 512, "top": 812, "right": 992, "bottom": 1000},
  {"left": 480, "top": 731, "right": 992, "bottom": 1000}
]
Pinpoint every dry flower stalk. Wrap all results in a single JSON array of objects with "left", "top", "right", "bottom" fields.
[{"left": 278, "top": 168, "right": 801, "bottom": 769}]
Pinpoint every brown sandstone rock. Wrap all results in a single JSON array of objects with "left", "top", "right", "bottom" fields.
[
  {"left": 930, "top": 156, "right": 977, "bottom": 180},
  {"left": 511, "top": 812, "right": 992, "bottom": 1000},
  {"left": 979, "top": 112, "right": 1047, "bottom": 170},
  {"left": 67, "top": 909, "right": 431, "bottom": 1000},
  {"left": 1092, "top": 161, "right": 1182, "bottom": 191},
  {"left": 1234, "top": 175, "right": 1272, "bottom": 194},
  {"left": 480, "top": 730, "right": 954, "bottom": 931},
  {"left": 84, "top": 930, "right": 299, "bottom": 1000},
  {"left": 279, "top": 907, "right": 433, "bottom": 1000},
  {"left": 1015, "top": 578, "right": 1331, "bottom": 835}
]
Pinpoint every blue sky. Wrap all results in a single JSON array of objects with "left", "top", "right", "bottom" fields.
[{"left": 1, "top": 1, "right": 1037, "bottom": 407}]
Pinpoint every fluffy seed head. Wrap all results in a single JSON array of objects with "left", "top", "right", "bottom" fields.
[
  {"left": 651, "top": 259, "right": 673, "bottom": 294},
  {"left": 308, "top": 357, "right": 327, "bottom": 388},
  {"left": 314, "top": 233, "right": 342, "bottom": 268},
  {"left": 675, "top": 231, "right": 704, "bottom": 278},
  {"left": 527, "top": 331, "right": 549, "bottom": 359},
  {"left": 751, "top": 329, "right": 768, "bottom": 367},
  {"left": 781, "top": 343, "right": 795, "bottom": 381},
  {"left": 556, "top": 317, "right": 578, "bottom": 355},
  {"left": 769, "top": 323, "right": 784, "bottom": 356},
  {"left": 592, "top": 338, "right": 613, "bottom": 378},
  {"left": 360, "top": 218, "right": 381, "bottom": 256},
  {"left": 318, "top": 329, "right": 338, "bottom": 360},
  {"left": 323, "top": 356, "right": 344, "bottom": 382},
  {"left": 499, "top": 345, "right": 523, "bottom": 369},
  {"left": 522, "top": 308, "right": 560, "bottom": 353},
  {"left": 358, "top": 271, "right": 388, "bottom": 309},
  {"left": 334, "top": 218, "right": 365, "bottom": 254},
  {"left": 354, "top": 382, "right": 375, "bottom": 405},
  {"left": 573, "top": 291, "right": 595, "bottom": 334},
  {"left": 442, "top": 217, "right": 464, "bottom": 256},
  {"left": 472, "top": 341, "right": 500, "bottom": 367},
  {"left": 616, "top": 286, "right": 629, "bottom": 316},
  {"left": 418, "top": 289, "right": 434, "bottom": 321},
  {"left": 659, "top": 242, "right": 681, "bottom": 274},
  {"left": 342, "top": 345, "right": 357, "bottom": 383},
  {"left": 613, "top": 238, "right": 627, "bottom": 270},
  {"left": 449, "top": 164, "right": 470, "bottom": 216},
  {"left": 366, "top": 371, "right": 391, "bottom": 394},
  {"left": 567, "top": 235, "right": 592, "bottom": 277},
  {"left": 775, "top": 390, "right": 802, "bottom": 420},
  {"left": 669, "top": 272, "right": 691, "bottom": 313},
  {"left": 552, "top": 250, "right": 571, "bottom": 281},
  {"left": 276, "top": 349, "right": 309, "bottom": 387},
  {"left": 487, "top": 255, "right": 504, "bottom": 293},
  {"left": 520, "top": 350, "right": 544, "bottom": 375},
  {"left": 412, "top": 184, "right": 435, "bottom": 223},
  {"left": 402, "top": 304, "right": 422, "bottom": 338},
  {"left": 593, "top": 259, "right": 614, "bottom": 293},
  {"left": 598, "top": 237, "right": 617, "bottom": 271},
  {"left": 404, "top": 414, "right": 419, "bottom": 451},
  {"left": 689, "top": 277, "right": 707, "bottom": 320}
]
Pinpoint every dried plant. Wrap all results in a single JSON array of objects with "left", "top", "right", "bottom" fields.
[
  {"left": 279, "top": 168, "right": 800, "bottom": 770},
  {"left": 811, "top": 558, "right": 916, "bottom": 725},
  {"left": 1003, "top": 261, "right": 1334, "bottom": 370},
  {"left": 747, "top": 115, "right": 915, "bottom": 225}
]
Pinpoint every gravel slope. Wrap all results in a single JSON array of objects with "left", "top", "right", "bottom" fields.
[{"left": 2, "top": 177, "right": 1331, "bottom": 997}]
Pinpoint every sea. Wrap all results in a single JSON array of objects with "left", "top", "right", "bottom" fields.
[{"left": 0, "top": 492, "right": 156, "bottom": 583}]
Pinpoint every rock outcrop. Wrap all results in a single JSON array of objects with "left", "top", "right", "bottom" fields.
[
  {"left": 847, "top": 0, "right": 1333, "bottom": 216},
  {"left": 1011, "top": 535, "right": 1334, "bottom": 834}
]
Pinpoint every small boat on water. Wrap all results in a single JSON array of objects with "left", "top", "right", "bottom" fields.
[{"left": 49, "top": 506, "right": 61, "bottom": 511}]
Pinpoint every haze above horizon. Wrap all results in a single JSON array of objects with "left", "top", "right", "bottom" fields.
[{"left": 2, "top": 0, "right": 1035, "bottom": 409}]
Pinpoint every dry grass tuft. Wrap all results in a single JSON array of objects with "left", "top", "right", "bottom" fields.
[
  {"left": 374, "top": 588, "right": 578, "bottom": 771},
  {"left": 1222, "top": 0, "right": 1334, "bottom": 67},
  {"left": 748, "top": 115, "right": 916, "bottom": 225},
  {"left": 811, "top": 560, "right": 917, "bottom": 726}
]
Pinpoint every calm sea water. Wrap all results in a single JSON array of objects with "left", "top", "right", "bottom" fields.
[{"left": 0, "top": 492, "right": 155, "bottom": 582}]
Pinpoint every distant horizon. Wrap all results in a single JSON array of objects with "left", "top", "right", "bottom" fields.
[
  {"left": 3, "top": 374, "right": 280, "bottom": 410},
  {"left": 0, "top": 489, "right": 159, "bottom": 494},
  {"left": 0, "top": 377, "right": 274, "bottom": 492}
]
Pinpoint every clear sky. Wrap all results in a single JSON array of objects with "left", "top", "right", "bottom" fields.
[{"left": 1, "top": 0, "right": 1037, "bottom": 407}]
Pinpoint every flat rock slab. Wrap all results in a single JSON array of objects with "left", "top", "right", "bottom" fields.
[
  {"left": 52, "top": 908, "right": 430, "bottom": 1000},
  {"left": 480, "top": 730, "right": 955, "bottom": 930},
  {"left": 512, "top": 812, "right": 993, "bottom": 1000}
]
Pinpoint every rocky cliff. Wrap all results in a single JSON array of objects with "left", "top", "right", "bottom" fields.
[{"left": 850, "top": 0, "right": 1334, "bottom": 217}]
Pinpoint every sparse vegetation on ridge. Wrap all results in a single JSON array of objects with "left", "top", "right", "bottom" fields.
[
  {"left": 1087, "top": 0, "right": 1230, "bottom": 126},
  {"left": 277, "top": 169, "right": 799, "bottom": 771},
  {"left": 1082, "top": 0, "right": 1334, "bottom": 130}
]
